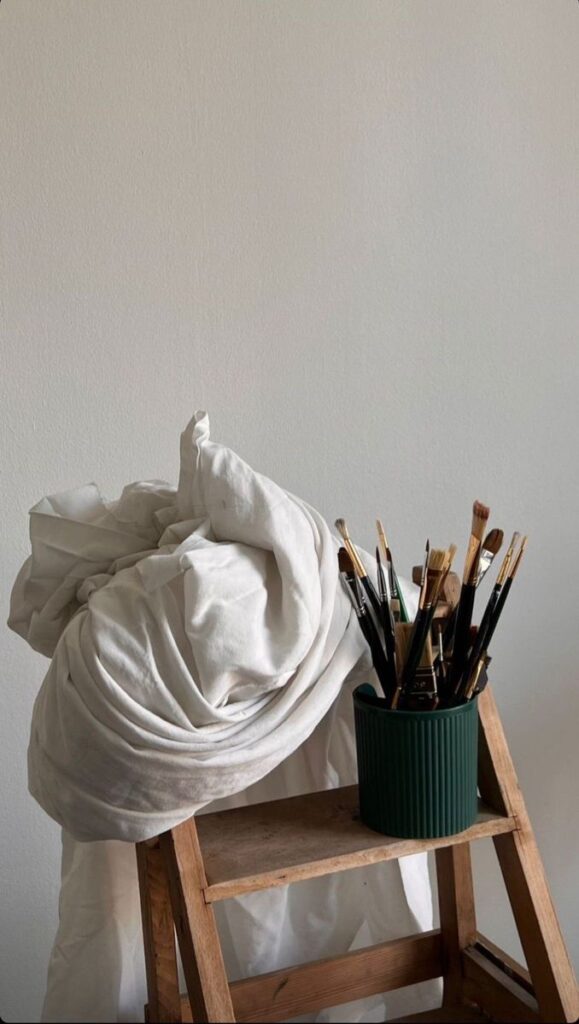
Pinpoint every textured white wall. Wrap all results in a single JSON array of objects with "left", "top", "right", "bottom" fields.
[{"left": 1, "top": 1, "right": 578, "bottom": 1020}]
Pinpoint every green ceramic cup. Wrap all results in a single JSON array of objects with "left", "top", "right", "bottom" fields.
[{"left": 353, "top": 684, "right": 478, "bottom": 839}]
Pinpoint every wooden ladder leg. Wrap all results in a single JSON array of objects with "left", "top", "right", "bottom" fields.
[
  {"left": 478, "top": 686, "right": 579, "bottom": 1023},
  {"left": 161, "top": 818, "right": 235, "bottom": 1024},
  {"left": 136, "top": 839, "right": 182, "bottom": 1023},
  {"left": 435, "top": 842, "right": 476, "bottom": 1008}
]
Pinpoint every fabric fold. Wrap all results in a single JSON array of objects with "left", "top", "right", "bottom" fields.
[{"left": 10, "top": 411, "right": 370, "bottom": 841}]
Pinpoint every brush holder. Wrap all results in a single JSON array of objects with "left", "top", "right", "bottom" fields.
[{"left": 353, "top": 684, "right": 478, "bottom": 839}]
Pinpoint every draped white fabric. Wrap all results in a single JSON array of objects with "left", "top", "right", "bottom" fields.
[
  {"left": 40, "top": 688, "right": 439, "bottom": 1023},
  {"left": 10, "top": 411, "right": 437, "bottom": 1021},
  {"left": 10, "top": 411, "right": 371, "bottom": 841}
]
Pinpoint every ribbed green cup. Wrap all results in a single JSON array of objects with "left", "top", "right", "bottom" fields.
[{"left": 353, "top": 684, "right": 478, "bottom": 839}]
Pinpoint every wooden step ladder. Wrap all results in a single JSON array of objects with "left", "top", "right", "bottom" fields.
[{"left": 136, "top": 687, "right": 579, "bottom": 1023}]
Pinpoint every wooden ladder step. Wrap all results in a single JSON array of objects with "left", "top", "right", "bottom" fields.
[{"left": 196, "top": 786, "right": 515, "bottom": 902}]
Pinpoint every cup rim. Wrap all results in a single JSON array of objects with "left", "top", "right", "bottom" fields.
[{"left": 353, "top": 682, "right": 478, "bottom": 718}]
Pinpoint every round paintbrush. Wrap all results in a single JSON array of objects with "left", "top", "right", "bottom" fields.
[
  {"left": 338, "top": 546, "right": 392, "bottom": 700},
  {"left": 335, "top": 518, "right": 382, "bottom": 619},
  {"left": 376, "top": 545, "right": 398, "bottom": 694},
  {"left": 375, "top": 518, "right": 409, "bottom": 623},
  {"left": 464, "top": 536, "right": 528, "bottom": 699},
  {"left": 465, "top": 531, "right": 520, "bottom": 684}
]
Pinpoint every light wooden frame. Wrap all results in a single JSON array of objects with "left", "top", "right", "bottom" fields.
[{"left": 136, "top": 687, "right": 579, "bottom": 1023}]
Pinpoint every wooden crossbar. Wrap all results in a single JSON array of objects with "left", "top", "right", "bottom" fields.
[{"left": 178, "top": 930, "right": 443, "bottom": 1023}]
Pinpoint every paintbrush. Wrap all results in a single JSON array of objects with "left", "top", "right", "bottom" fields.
[
  {"left": 399, "top": 547, "right": 448, "bottom": 700},
  {"left": 459, "top": 531, "right": 520, "bottom": 695},
  {"left": 476, "top": 528, "right": 504, "bottom": 586},
  {"left": 448, "top": 500, "right": 490, "bottom": 687},
  {"left": 335, "top": 518, "right": 382, "bottom": 620},
  {"left": 376, "top": 519, "right": 409, "bottom": 623},
  {"left": 464, "top": 536, "right": 528, "bottom": 699},
  {"left": 418, "top": 539, "right": 430, "bottom": 606},
  {"left": 338, "top": 547, "right": 373, "bottom": 647},
  {"left": 403, "top": 635, "right": 439, "bottom": 710},
  {"left": 435, "top": 622, "right": 447, "bottom": 692},
  {"left": 339, "top": 548, "right": 391, "bottom": 700},
  {"left": 376, "top": 545, "right": 398, "bottom": 689}
]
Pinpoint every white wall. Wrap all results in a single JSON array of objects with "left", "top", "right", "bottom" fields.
[{"left": 1, "top": 1, "right": 578, "bottom": 1020}]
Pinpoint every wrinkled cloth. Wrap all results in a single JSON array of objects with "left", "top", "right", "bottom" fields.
[
  {"left": 41, "top": 681, "right": 438, "bottom": 1024},
  {"left": 9, "top": 411, "right": 374, "bottom": 842},
  {"left": 11, "top": 411, "right": 436, "bottom": 1023}
]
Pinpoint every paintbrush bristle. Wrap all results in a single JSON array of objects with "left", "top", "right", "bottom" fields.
[
  {"left": 510, "top": 535, "right": 528, "bottom": 577},
  {"left": 482, "top": 528, "right": 503, "bottom": 555},
  {"left": 338, "top": 546, "right": 355, "bottom": 574},
  {"left": 446, "top": 543, "right": 458, "bottom": 568},
  {"left": 335, "top": 518, "right": 349, "bottom": 541},
  {"left": 509, "top": 531, "right": 521, "bottom": 552},
  {"left": 496, "top": 531, "right": 521, "bottom": 585},
  {"left": 376, "top": 518, "right": 389, "bottom": 549},
  {"left": 428, "top": 548, "right": 448, "bottom": 571},
  {"left": 335, "top": 517, "right": 366, "bottom": 577},
  {"left": 471, "top": 500, "right": 490, "bottom": 540}
]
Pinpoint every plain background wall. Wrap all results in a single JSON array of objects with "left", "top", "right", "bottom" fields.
[{"left": 1, "top": 1, "right": 578, "bottom": 1019}]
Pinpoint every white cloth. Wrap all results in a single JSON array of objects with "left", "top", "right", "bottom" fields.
[
  {"left": 10, "top": 411, "right": 370, "bottom": 842},
  {"left": 10, "top": 411, "right": 437, "bottom": 1021},
  {"left": 41, "top": 682, "right": 438, "bottom": 1024}
]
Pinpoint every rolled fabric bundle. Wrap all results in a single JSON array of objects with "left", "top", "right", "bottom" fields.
[{"left": 10, "top": 411, "right": 370, "bottom": 842}]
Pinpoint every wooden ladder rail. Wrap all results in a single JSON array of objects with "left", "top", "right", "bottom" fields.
[{"left": 136, "top": 686, "right": 579, "bottom": 1024}]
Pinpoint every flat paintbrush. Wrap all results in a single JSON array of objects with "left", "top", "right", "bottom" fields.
[
  {"left": 413, "top": 635, "right": 439, "bottom": 710},
  {"left": 442, "top": 503, "right": 491, "bottom": 647},
  {"left": 399, "top": 547, "right": 448, "bottom": 702},
  {"left": 476, "top": 528, "right": 504, "bottom": 586},
  {"left": 448, "top": 500, "right": 490, "bottom": 689},
  {"left": 335, "top": 518, "right": 382, "bottom": 620}
]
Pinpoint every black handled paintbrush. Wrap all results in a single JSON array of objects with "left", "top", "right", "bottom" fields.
[
  {"left": 335, "top": 518, "right": 382, "bottom": 620},
  {"left": 476, "top": 528, "right": 504, "bottom": 586},
  {"left": 399, "top": 547, "right": 448, "bottom": 703},
  {"left": 338, "top": 547, "right": 392, "bottom": 701},
  {"left": 464, "top": 536, "right": 527, "bottom": 699},
  {"left": 444, "top": 503, "right": 492, "bottom": 650},
  {"left": 458, "top": 532, "right": 519, "bottom": 696},
  {"left": 448, "top": 500, "right": 490, "bottom": 691},
  {"left": 376, "top": 519, "right": 409, "bottom": 623},
  {"left": 375, "top": 545, "right": 400, "bottom": 705}
]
